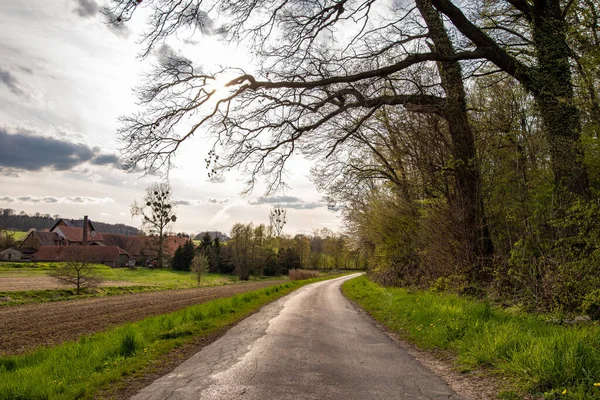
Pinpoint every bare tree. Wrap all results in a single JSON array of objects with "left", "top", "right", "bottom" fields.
[
  {"left": 106, "top": 0, "right": 594, "bottom": 279},
  {"left": 131, "top": 182, "right": 177, "bottom": 268},
  {"left": 50, "top": 248, "right": 101, "bottom": 294},
  {"left": 107, "top": 0, "right": 591, "bottom": 197},
  {"left": 269, "top": 207, "right": 287, "bottom": 237}
]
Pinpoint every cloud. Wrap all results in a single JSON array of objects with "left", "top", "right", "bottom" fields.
[
  {"left": 0, "top": 127, "right": 122, "bottom": 172},
  {"left": 249, "top": 196, "right": 325, "bottom": 210},
  {"left": 175, "top": 197, "right": 231, "bottom": 206},
  {"left": 17, "top": 196, "right": 41, "bottom": 203},
  {"left": 0, "top": 67, "right": 28, "bottom": 98},
  {"left": 73, "top": 0, "right": 98, "bottom": 18},
  {"left": 208, "top": 174, "right": 226, "bottom": 184},
  {"left": 72, "top": 0, "right": 129, "bottom": 38},
  {"left": 91, "top": 154, "right": 122, "bottom": 167},
  {"left": 104, "top": 10, "right": 131, "bottom": 38},
  {"left": 0, "top": 195, "right": 114, "bottom": 204},
  {"left": 250, "top": 196, "right": 302, "bottom": 204},
  {"left": 206, "top": 197, "right": 230, "bottom": 204}
]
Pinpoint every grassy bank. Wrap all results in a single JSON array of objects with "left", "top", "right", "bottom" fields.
[
  {"left": 342, "top": 276, "right": 600, "bottom": 399},
  {"left": 0, "top": 275, "right": 341, "bottom": 399}
]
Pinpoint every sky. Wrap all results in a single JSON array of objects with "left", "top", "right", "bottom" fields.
[{"left": 0, "top": 0, "right": 342, "bottom": 236}]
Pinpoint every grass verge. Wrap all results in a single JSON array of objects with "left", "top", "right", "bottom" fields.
[
  {"left": 0, "top": 274, "right": 342, "bottom": 399},
  {"left": 342, "top": 276, "right": 600, "bottom": 400}
]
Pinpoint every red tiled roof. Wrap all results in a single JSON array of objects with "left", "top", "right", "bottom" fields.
[
  {"left": 33, "top": 246, "right": 129, "bottom": 263},
  {"left": 54, "top": 227, "right": 103, "bottom": 243},
  {"left": 103, "top": 235, "right": 189, "bottom": 258},
  {"left": 101, "top": 234, "right": 144, "bottom": 257},
  {"left": 29, "top": 231, "right": 62, "bottom": 246},
  {"left": 163, "top": 236, "right": 190, "bottom": 256}
]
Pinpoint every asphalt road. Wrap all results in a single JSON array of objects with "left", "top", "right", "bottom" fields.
[{"left": 132, "top": 274, "right": 466, "bottom": 400}]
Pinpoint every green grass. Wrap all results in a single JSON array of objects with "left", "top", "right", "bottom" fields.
[
  {"left": 0, "top": 286, "right": 165, "bottom": 306},
  {"left": 0, "top": 263, "right": 283, "bottom": 306},
  {"left": 93, "top": 266, "right": 236, "bottom": 287},
  {"left": 342, "top": 276, "right": 600, "bottom": 399},
  {"left": 0, "top": 262, "right": 269, "bottom": 286},
  {"left": 0, "top": 262, "right": 232, "bottom": 285},
  {"left": 2, "top": 230, "right": 28, "bottom": 241},
  {"left": 0, "top": 275, "right": 341, "bottom": 400}
]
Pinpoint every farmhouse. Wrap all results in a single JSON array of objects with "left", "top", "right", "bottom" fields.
[
  {"left": 14, "top": 215, "right": 188, "bottom": 266},
  {"left": 20, "top": 231, "right": 64, "bottom": 249}
]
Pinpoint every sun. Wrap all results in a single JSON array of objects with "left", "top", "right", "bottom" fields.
[{"left": 204, "top": 73, "right": 239, "bottom": 102}]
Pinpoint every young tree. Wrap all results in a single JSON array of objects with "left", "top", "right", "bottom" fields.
[
  {"left": 131, "top": 182, "right": 177, "bottom": 268},
  {"left": 49, "top": 248, "right": 101, "bottom": 294},
  {"left": 191, "top": 253, "right": 210, "bottom": 286}
]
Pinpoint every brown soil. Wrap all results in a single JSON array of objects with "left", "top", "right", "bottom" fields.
[
  {"left": 0, "top": 277, "right": 147, "bottom": 292},
  {"left": 0, "top": 279, "right": 287, "bottom": 355}
]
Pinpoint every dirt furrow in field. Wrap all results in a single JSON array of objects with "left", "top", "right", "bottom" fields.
[{"left": 0, "top": 280, "right": 287, "bottom": 355}]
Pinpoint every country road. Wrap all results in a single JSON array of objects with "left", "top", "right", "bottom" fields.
[{"left": 132, "top": 274, "right": 466, "bottom": 400}]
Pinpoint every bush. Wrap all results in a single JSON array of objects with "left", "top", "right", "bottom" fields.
[{"left": 288, "top": 269, "right": 319, "bottom": 280}]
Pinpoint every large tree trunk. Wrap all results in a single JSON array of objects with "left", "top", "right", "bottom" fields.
[
  {"left": 158, "top": 228, "right": 164, "bottom": 268},
  {"left": 530, "top": 0, "right": 591, "bottom": 198},
  {"left": 430, "top": 0, "right": 591, "bottom": 200},
  {"left": 417, "top": 0, "right": 494, "bottom": 281}
]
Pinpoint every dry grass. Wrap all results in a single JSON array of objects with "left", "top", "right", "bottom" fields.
[{"left": 288, "top": 269, "right": 320, "bottom": 280}]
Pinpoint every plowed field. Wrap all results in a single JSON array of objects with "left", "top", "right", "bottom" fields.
[{"left": 0, "top": 279, "right": 287, "bottom": 355}]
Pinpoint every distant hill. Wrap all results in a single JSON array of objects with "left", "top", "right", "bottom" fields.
[
  {"left": 0, "top": 208, "right": 140, "bottom": 236},
  {"left": 194, "top": 231, "right": 230, "bottom": 242}
]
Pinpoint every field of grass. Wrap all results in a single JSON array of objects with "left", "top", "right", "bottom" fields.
[
  {"left": 342, "top": 276, "right": 600, "bottom": 399},
  {"left": 2, "top": 230, "right": 28, "bottom": 242},
  {"left": 0, "top": 262, "right": 280, "bottom": 306},
  {"left": 0, "top": 262, "right": 236, "bottom": 286},
  {"left": 0, "top": 275, "right": 340, "bottom": 399}
]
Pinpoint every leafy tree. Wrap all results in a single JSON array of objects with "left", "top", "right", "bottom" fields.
[
  {"left": 0, "top": 228, "right": 16, "bottom": 251},
  {"left": 191, "top": 253, "right": 210, "bottom": 286},
  {"left": 199, "top": 232, "right": 212, "bottom": 250},
  {"left": 212, "top": 236, "right": 222, "bottom": 272},
  {"left": 262, "top": 249, "right": 279, "bottom": 276},
  {"left": 278, "top": 247, "right": 301, "bottom": 273},
  {"left": 172, "top": 240, "right": 195, "bottom": 271},
  {"left": 171, "top": 244, "right": 185, "bottom": 270},
  {"left": 131, "top": 182, "right": 177, "bottom": 268}
]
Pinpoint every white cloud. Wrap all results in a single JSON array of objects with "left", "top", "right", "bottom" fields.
[
  {"left": 0, "top": 195, "right": 114, "bottom": 204},
  {"left": 249, "top": 195, "right": 325, "bottom": 210}
]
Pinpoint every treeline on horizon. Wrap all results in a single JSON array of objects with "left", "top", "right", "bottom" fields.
[
  {"left": 0, "top": 208, "right": 140, "bottom": 236},
  {"left": 173, "top": 224, "right": 363, "bottom": 279}
]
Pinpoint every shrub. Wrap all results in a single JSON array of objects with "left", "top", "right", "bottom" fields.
[{"left": 288, "top": 269, "right": 319, "bottom": 280}]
